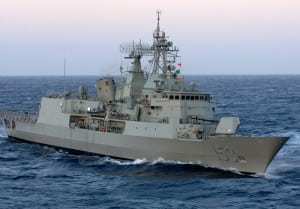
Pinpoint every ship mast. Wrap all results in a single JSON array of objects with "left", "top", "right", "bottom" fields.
[
  {"left": 64, "top": 57, "right": 66, "bottom": 93},
  {"left": 151, "top": 10, "right": 179, "bottom": 75}
]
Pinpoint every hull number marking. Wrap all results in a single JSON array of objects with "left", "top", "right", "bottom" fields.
[{"left": 214, "top": 146, "right": 239, "bottom": 163}]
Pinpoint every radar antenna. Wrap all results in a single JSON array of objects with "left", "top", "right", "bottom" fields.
[
  {"left": 120, "top": 41, "right": 151, "bottom": 59},
  {"left": 120, "top": 41, "right": 151, "bottom": 72}
]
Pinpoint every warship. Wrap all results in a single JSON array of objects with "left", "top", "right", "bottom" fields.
[{"left": 1, "top": 12, "right": 288, "bottom": 174}]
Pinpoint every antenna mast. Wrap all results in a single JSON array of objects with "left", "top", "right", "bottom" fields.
[
  {"left": 150, "top": 10, "right": 179, "bottom": 74},
  {"left": 156, "top": 10, "right": 161, "bottom": 32},
  {"left": 64, "top": 57, "right": 66, "bottom": 93}
]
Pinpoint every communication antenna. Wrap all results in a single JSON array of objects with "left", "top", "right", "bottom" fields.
[{"left": 156, "top": 9, "right": 161, "bottom": 32}]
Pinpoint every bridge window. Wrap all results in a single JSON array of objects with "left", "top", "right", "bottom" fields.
[
  {"left": 181, "top": 95, "right": 185, "bottom": 100},
  {"left": 191, "top": 96, "right": 194, "bottom": 100},
  {"left": 175, "top": 95, "right": 179, "bottom": 100},
  {"left": 195, "top": 96, "right": 199, "bottom": 100},
  {"left": 186, "top": 95, "right": 190, "bottom": 100},
  {"left": 169, "top": 95, "right": 174, "bottom": 99}
]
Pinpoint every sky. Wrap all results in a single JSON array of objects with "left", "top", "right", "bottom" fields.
[{"left": 0, "top": 0, "right": 300, "bottom": 75}]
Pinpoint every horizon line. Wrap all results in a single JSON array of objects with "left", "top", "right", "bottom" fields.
[{"left": 1, "top": 73, "right": 300, "bottom": 77}]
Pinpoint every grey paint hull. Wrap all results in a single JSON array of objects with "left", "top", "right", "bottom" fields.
[{"left": 3, "top": 120, "right": 288, "bottom": 174}]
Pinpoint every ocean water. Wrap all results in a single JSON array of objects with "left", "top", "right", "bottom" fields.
[{"left": 0, "top": 75, "right": 299, "bottom": 209}]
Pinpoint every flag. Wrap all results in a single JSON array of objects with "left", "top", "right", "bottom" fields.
[
  {"left": 175, "top": 69, "right": 180, "bottom": 74},
  {"left": 177, "top": 63, "right": 182, "bottom": 68}
]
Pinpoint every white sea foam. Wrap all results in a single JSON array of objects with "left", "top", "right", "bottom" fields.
[
  {"left": 285, "top": 131, "right": 300, "bottom": 145},
  {"left": 266, "top": 131, "right": 300, "bottom": 178},
  {"left": 263, "top": 172, "right": 281, "bottom": 179},
  {"left": 98, "top": 157, "right": 239, "bottom": 173},
  {"left": 100, "top": 157, "right": 148, "bottom": 166},
  {"left": 149, "top": 157, "right": 188, "bottom": 165},
  {"left": 99, "top": 157, "right": 246, "bottom": 175},
  {"left": 100, "top": 157, "right": 198, "bottom": 166},
  {"left": 99, "top": 157, "right": 198, "bottom": 167},
  {"left": 0, "top": 124, "right": 8, "bottom": 138},
  {"left": 276, "top": 131, "right": 300, "bottom": 156},
  {"left": 266, "top": 88, "right": 275, "bottom": 92}
]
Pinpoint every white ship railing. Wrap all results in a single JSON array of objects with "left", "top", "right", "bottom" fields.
[{"left": 0, "top": 110, "right": 38, "bottom": 124}]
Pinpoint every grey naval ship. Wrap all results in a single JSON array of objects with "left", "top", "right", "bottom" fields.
[{"left": 1, "top": 12, "right": 288, "bottom": 174}]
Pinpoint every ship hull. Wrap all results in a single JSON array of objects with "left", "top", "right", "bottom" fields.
[{"left": 2, "top": 120, "right": 288, "bottom": 174}]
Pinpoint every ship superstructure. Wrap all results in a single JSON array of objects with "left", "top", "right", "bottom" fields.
[{"left": 1, "top": 12, "right": 288, "bottom": 174}]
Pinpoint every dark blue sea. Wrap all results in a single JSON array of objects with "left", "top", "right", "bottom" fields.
[{"left": 0, "top": 75, "right": 299, "bottom": 209}]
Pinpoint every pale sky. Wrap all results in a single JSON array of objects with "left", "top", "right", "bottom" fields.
[{"left": 0, "top": 0, "right": 299, "bottom": 75}]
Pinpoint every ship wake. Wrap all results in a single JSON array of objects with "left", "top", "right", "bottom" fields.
[
  {"left": 78, "top": 156, "right": 248, "bottom": 178},
  {"left": 265, "top": 131, "right": 300, "bottom": 179},
  {"left": 0, "top": 124, "right": 8, "bottom": 139},
  {"left": 28, "top": 144, "right": 247, "bottom": 178}
]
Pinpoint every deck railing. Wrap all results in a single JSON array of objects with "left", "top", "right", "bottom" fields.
[{"left": 0, "top": 110, "right": 38, "bottom": 124}]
